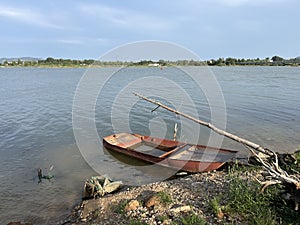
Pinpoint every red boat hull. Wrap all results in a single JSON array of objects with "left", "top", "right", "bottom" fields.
[{"left": 103, "top": 133, "right": 237, "bottom": 173}]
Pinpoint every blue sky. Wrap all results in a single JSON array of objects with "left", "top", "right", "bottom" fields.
[{"left": 0, "top": 0, "right": 299, "bottom": 60}]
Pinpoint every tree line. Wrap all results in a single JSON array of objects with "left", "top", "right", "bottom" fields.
[
  {"left": 1, "top": 56, "right": 299, "bottom": 67},
  {"left": 206, "top": 56, "right": 299, "bottom": 66}
]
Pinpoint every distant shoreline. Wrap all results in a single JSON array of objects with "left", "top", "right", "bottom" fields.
[
  {"left": 0, "top": 56, "right": 299, "bottom": 68},
  {"left": 0, "top": 64, "right": 299, "bottom": 69}
]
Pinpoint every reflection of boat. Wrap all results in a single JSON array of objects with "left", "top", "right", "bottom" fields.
[{"left": 103, "top": 133, "right": 237, "bottom": 172}]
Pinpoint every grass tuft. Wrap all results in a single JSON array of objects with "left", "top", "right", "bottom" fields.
[
  {"left": 128, "top": 219, "right": 149, "bottom": 225},
  {"left": 179, "top": 213, "right": 207, "bottom": 225},
  {"left": 225, "top": 170, "right": 300, "bottom": 225},
  {"left": 114, "top": 199, "right": 128, "bottom": 215},
  {"left": 157, "top": 191, "right": 173, "bottom": 204}
]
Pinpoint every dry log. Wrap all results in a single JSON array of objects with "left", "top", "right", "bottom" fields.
[{"left": 134, "top": 92, "right": 300, "bottom": 209}]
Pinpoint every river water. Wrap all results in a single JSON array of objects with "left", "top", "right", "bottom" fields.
[{"left": 0, "top": 66, "right": 299, "bottom": 224}]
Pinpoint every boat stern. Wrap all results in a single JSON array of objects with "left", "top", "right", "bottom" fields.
[{"left": 103, "top": 133, "right": 143, "bottom": 148}]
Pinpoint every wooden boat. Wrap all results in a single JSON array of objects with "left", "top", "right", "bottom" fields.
[{"left": 103, "top": 133, "right": 238, "bottom": 172}]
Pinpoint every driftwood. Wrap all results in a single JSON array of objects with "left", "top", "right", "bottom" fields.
[
  {"left": 82, "top": 175, "right": 123, "bottom": 199},
  {"left": 134, "top": 93, "right": 272, "bottom": 156},
  {"left": 134, "top": 92, "right": 300, "bottom": 210}
]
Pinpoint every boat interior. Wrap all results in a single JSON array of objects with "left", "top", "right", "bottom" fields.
[{"left": 109, "top": 133, "right": 236, "bottom": 162}]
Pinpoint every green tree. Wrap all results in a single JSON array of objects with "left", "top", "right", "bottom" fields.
[
  {"left": 271, "top": 55, "right": 284, "bottom": 61},
  {"left": 216, "top": 57, "right": 225, "bottom": 66},
  {"left": 225, "top": 57, "right": 237, "bottom": 65},
  {"left": 45, "top": 57, "right": 55, "bottom": 64}
]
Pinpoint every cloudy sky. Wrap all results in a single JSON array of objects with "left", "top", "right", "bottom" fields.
[{"left": 0, "top": 0, "right": 299, "bottom": 60}]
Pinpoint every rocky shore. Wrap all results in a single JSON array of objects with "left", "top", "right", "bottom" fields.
[
  {"left": 64, "top": 166, "right": 259, "bottom": 225},
  {"left": 8, "top": 163, "right": 299, "bottom": 225}
]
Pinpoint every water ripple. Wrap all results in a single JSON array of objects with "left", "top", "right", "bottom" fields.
[{"left": 0, "top": 67, "right": 300, "bottom": 224}]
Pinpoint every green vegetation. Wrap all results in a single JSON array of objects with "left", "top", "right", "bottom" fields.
[
  {"left": 206, "top": 55, "right": 300, "bottom": 66},
  {"left": 156, "top": 191, "right": 173, "bottom": 204},
  {"left": 114, "top": 199, "right": 128, "bottom": 215},
  {"left": 227, "top": 176, "right": 277, "bottom": 225},
  {"left": 178, "top": 213, "right": 207, "bottom": 225},
  {"left": 157, "top": 214, "right": 169, "bottom": 223},
  {"left": 207, "top": 164, "right": 300, "bottom": 225},
  {"left": 295, "top": 150, "right": 300, "bottom": 165},
  {"left": 128, "top": 219, "right": 149, "bottom": 225},
  {"left": 209, "top": 197, "right": 228, "bottom": 217},
  {"left": 0, "top": 57, "right": 127, "bottom": 68},
  {"left": 1, "top": 55, "right": 299, "bottom": 67}
]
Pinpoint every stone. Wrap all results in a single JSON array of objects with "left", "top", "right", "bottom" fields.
[
  {"left": 170, "top": 205, "right": 191, "bottom": 213},
  {"left": 124, "top": 200, "right": 140, "bottom": 212},
  {"left": 145, "top": 195, "right": 160, "bottom": 208},
  {"left": 103, "top": 181, "right": 123, "bottom": 194},
  {"left": 162, "top": 219, "right": 172, "bottom": 225},
  {"left": 217, "top": 210, "right": 224, "bottom": 219}
]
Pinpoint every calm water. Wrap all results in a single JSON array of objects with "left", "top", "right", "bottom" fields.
[{"left": 0, "top": 66, "right": 299, "bottom": 224}]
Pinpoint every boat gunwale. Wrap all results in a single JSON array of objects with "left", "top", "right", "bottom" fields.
[{"left": 103, "top": 133, "right": 238, "bottom": 163}]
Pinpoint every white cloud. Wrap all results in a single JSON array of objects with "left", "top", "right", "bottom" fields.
[
  {"left": 0, "top": 36, "right": 114, "bottom": 47},
  {"left": 212, "top": 0, "right": 289, "bottom": 7},
  {"left": 0, "top": 5, "right": 63, "bottom": 29},
  {"left": 57, "top": 39, "right": 83, "bottom": 45},
  {"left": 56, "top": 37, "right": 112, "bottom": 46},
  {"left": 78, "top": 3, "right": 175, "bottom": 31}
]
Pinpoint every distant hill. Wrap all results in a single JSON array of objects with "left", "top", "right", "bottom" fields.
[{"left": 0, "top": 57, "right": 41, "bottom": 63}]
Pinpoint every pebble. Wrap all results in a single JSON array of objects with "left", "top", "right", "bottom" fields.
[
  {"left": 124, "top": 200, "right": 140, "bottom": 212},
  {"left": 170, "top": 205, "right": 191, "bottom": 213}
]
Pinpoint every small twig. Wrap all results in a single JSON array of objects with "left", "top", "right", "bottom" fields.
[
  {"left": 151, "top": 105, "right": 160, "bottom": 112},
  {"left": 291, "top": 168, "right": 300, "bottom": 175},
  {"left": 254, "top": 177, "right": 282, "bottom": 193}
]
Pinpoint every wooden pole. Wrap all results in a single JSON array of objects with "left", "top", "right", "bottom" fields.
[
  {"left": 173, "top": 123, "right": 178, "bottom": 141},
  {"left": 133, "top": 92, "right": 273, "bottom": 156}
]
